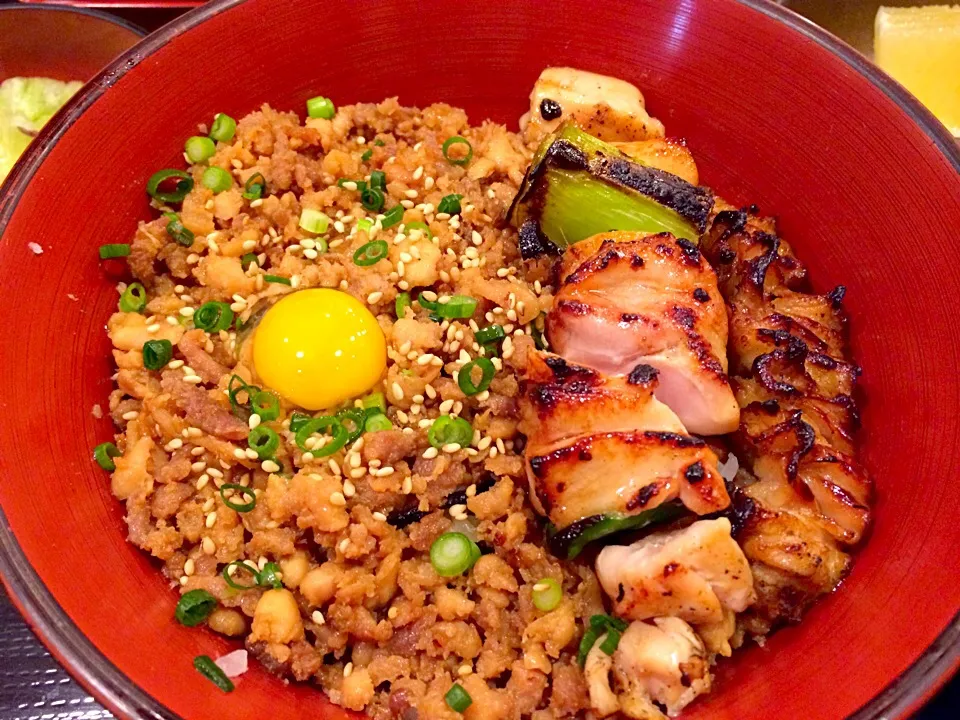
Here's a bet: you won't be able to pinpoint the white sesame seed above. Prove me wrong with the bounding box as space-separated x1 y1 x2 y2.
202 537 216 555
191 460 206 472
343 478 357 497
312 610 326 625
205 512 217 529
245 447 260 460
442 443 462 453
339 538 350 554
190 446 205 457
330 491 346 506
373 511 387 522
416 353 436 366
466 484 477 498
342 181 358 191
121 410 139 421
404 189 418 199
179 576 188 586
458 665 472 677
179 307 195 317
367 291 383 304
182 374 203 384
196 475 209 491
328 459 341 475
439 399 454 414
248 414 262 430
165 438 184 451
343 662 354 678
392 382 404 400
349 467 366 479
261 459 280 473
401 477 413 494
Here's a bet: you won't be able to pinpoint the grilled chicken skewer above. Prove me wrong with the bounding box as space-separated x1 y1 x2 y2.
700 206 874 633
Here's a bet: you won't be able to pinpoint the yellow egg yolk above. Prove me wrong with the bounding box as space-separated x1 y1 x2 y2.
252 289 386 411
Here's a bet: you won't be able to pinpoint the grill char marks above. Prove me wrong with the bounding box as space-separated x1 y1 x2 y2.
700 205 873 635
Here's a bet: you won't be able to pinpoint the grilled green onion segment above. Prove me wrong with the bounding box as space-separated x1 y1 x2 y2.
508 123 714 251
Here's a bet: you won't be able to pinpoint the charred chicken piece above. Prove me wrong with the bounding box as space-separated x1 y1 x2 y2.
520 352 730 537
549 231 740 436
520 66 665 143
701 206 874 632
595 518 755 626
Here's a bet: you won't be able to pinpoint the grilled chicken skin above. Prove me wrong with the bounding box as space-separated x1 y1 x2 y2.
700 206 873 633
520 352 730 529
585 618 711 719
549 231 740 436
595 518 755 625
520 66 666 143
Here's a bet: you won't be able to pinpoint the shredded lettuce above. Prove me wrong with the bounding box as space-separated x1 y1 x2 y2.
0 77 82 183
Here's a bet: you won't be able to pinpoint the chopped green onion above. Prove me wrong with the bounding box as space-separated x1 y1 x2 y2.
264 274 291 285
577 615 628 666
457 357 495 396
442 136 473 166
243 172 266 200
248 426 280 459
99 244 130 259
146 168 194 204
193 301 234 332
222 560 259 590
435 294 477 319
361 149 372 162
142 339 173 370
175 589 217 627
93 442 120 471
164 212 195 247
475 324 505 345
364 413 392 432
591 614 629 632
369 170 386 190
289 411 312 433
314 237 329 253
299 207 330 234
577 628 600 666
257 562 283 589
209 113 237 143
119 282 147 313
295 416 349 456
416 292 439 312
194 655 235 693
430 532 481 577
437 193 462 215
184 136 216 164
445 684 472 713
336 408 367 443
356 218 374 234
362 392 386 413
220 483 257 512
201 166 233 194
306 96 335 119
599 628 622 655
532 578 562 612
353 240 389 266
404 220 432 238
374 138 385 147
381 205 404 229
395 292 411 319
251 389 280 421
240 252 258 271
227 374 258 417
360 186 385 212
428 415 473 449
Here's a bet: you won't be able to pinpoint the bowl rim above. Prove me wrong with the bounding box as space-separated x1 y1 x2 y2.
0 2 147 38
0 0 958 718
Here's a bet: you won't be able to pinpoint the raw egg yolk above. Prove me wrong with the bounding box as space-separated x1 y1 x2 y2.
253 289 386 410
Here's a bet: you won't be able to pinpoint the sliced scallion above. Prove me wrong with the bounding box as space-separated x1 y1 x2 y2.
146 168 194 204
257 561 283 589
220 483 257 512
353 240 389 266
445 684 472 712
175 589 216 627
428 415 473 449
404 220 432 238
457 357 495 396
222 560 259 590
295 416 349 456
193 301 234 332
336 408 366 443
532 578 562 612
248 426 279 459
299 207 330 235
164 212 195 247
437 193 462 215
142 339 173 370
194 655 235 693
364 413 392 432
251 389 280 421
306 96 335 119
119 282 147 313
360 186 385 212
184 136 216 164
242 172 266 200
289 411 312 433
369 170 386 190
430 532 481 577
475 324 505 345
395 292 411 319
442 136 473 166
264 274 291 285
435 294 477 320
209 113 237 143
99 243 130 259
201 166 232 194
93 442 120 471
381 204 404 229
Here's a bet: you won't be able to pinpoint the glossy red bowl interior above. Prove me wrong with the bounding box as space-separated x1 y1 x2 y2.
0 5 143 82
1 1 959 719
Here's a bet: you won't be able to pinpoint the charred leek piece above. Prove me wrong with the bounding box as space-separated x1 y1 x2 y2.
549 502 686 559
509 123 713 254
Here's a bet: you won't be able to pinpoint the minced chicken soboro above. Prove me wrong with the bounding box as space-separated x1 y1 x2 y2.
104 99 604 718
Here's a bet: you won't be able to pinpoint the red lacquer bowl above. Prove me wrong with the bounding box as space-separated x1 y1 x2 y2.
1 1 958 719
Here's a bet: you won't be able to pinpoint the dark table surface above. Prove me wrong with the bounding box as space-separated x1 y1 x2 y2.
0 2 957 719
